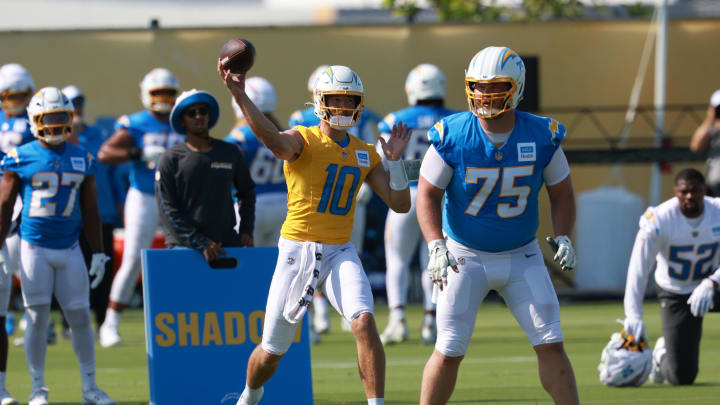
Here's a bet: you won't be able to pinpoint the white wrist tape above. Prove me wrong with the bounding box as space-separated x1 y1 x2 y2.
385 159 408 191
710 268 720 285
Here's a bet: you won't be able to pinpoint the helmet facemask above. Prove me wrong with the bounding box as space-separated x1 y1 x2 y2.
465 78 517 119
147 88 178 114
315 91 363 130
33 110 73 145
0 89 32 115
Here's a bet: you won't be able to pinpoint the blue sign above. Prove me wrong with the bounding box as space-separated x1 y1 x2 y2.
142 247 314 405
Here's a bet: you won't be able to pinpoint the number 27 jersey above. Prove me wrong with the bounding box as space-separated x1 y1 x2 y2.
281 125 381 244
428 111 565 252
1 142 95 249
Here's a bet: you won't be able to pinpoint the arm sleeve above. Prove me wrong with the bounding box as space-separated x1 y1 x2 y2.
419 145 453 189
233 148 256 236
623 211 662 320
542 147 570 186
155 154 212 250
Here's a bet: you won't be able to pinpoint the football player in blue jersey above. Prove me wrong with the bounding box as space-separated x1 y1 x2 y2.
227 76 287 246
96 68 184 348
378 64 456 346
288 65 382 335
0 87 114 405
62 85 121 335
416 47 579 405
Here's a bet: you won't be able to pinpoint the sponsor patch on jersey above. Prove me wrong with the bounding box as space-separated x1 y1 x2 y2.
211 162 233 170
355 150 370 167
70 157 86 172
517 142 536 162
712 226 720 236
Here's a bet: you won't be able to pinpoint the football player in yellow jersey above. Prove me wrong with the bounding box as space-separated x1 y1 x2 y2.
220 63 411 405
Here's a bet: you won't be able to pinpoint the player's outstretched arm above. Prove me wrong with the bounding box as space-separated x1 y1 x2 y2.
366 122 411 213
98 128 137 164
0 171 20 246
218 61 304 162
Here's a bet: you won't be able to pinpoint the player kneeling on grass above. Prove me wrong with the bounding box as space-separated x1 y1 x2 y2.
220 62 411 405
0 87 114 405
417 47 579 405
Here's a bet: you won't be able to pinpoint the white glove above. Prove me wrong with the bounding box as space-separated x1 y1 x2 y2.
687 278 716 317
546 235 576 271
355 182 373 205
427 239 458 291
89 253 110 289
623 317 648 342
141 145 166 163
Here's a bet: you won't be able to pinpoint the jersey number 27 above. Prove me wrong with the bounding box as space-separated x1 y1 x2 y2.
29 172 83 217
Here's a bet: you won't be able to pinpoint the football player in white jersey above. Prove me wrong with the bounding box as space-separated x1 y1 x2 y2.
0 87 114 405
623 168 720 385
417 47 579 405
97 68 184 348
378 64 456 346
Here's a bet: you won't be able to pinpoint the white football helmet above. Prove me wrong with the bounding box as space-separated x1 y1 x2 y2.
598 331 652 387
405 63 446 106
140 68 179 113
232 76 278 119
313 65 364 130
465 46 525 119
0 63 35 115
307 64 330 93
27 87 74 145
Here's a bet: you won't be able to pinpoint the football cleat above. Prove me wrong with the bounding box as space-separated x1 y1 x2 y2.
28 387 49 405
82 387 115 405
421 319 437 345
650 336 666 384
99 324 122 348
0 388 19 405
380 319 408 345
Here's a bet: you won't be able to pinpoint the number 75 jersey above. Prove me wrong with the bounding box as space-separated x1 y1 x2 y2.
428 111 565 252
1 141 95 249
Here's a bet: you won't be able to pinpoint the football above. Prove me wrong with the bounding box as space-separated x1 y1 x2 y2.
219 38 255 74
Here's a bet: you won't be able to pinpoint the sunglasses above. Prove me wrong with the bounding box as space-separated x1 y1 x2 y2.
184 107 209 117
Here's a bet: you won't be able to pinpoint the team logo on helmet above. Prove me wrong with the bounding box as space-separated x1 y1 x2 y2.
312 65 364 130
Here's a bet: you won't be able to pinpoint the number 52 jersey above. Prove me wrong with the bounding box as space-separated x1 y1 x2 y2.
1 141 95 249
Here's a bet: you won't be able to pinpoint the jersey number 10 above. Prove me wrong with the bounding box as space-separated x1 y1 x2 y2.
317 164 360 216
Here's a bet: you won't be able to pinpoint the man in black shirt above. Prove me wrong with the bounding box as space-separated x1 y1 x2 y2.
156 89 255 262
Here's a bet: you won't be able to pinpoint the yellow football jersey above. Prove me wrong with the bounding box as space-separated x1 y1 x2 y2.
281 125 382 244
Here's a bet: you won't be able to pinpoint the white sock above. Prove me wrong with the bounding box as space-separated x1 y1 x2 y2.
25 305 50 390
424 314 435 325
314 296 329 316
0 371 5 390
65 308 96 391
243 384 263 402
104 308 121 329
368 398 384 405
390 308 405 322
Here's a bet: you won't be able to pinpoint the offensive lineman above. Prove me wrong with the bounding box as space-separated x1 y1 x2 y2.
0 87 114 405
97 68 184 347
226 77 287 246
378 64 456 346
417 47 579 405
222 63 411 405
623 168 720 385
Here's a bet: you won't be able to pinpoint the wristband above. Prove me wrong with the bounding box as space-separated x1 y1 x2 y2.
710 268 720 286
385 159 408 191
128 146 142 160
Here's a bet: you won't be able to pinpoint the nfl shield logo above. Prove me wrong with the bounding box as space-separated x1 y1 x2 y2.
54 161 61 169
494 151 503 161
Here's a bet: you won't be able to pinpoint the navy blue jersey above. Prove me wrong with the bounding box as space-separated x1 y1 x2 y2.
114 110 184 194
1 141 96 249
225 125 286 195
428 111 565 252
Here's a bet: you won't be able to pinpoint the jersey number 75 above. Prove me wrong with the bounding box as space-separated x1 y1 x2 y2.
464 165 534 218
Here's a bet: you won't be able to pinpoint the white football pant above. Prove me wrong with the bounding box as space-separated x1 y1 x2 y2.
261 237 374 355
250 193 288 247
384 186 433 311
109 188 159 304
435 238 564 357
350 204 367 254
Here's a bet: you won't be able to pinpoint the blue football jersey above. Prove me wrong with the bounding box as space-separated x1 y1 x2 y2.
0 111 34 159
225 125 286 195
114 110 184 194
428 111 566 252
379 105 456 185
77 124 120 224
1 141 96 249
288 106 381 145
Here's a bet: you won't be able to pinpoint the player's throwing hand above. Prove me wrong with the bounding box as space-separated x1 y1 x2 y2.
218 58 246 95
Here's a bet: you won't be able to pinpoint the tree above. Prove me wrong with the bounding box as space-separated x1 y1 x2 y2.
382 0 585 22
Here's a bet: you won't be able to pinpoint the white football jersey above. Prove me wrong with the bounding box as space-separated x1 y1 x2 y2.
625 196 720 319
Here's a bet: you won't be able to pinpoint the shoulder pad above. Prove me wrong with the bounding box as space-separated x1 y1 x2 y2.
546 117 566 145
427 119 446 144
116 115 130 129
638 208 660 237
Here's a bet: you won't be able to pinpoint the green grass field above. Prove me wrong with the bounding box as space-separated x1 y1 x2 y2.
4 301 719 404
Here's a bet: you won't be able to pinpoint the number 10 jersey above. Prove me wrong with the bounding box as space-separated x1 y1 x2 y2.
281 125 381 245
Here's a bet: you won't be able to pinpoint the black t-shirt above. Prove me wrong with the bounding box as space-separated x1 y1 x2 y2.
155 139 255 249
